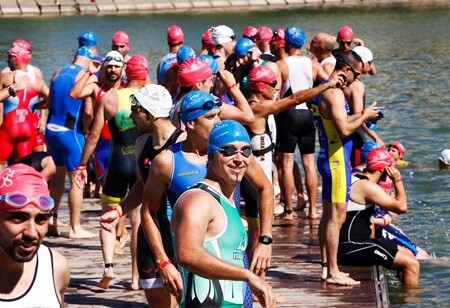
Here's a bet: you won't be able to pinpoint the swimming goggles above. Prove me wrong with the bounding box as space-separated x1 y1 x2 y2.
183 99 222 114
104 55 124 63
0 192 54 211
218 146 252 158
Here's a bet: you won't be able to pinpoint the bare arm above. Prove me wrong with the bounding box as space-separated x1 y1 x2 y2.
51 248 70 306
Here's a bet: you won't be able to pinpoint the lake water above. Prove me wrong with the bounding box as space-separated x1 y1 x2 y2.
0 6 448 306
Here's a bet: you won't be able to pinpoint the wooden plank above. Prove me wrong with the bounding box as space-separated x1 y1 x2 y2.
94 0 118 12
267 0 288 5
211 0 231 7
152 0 174 10
229 0 250 6
113 0 136 11
0 0 22 15
18 0 41 14
36 0 60 14
57 0 79 14
173 0 193 9
133 0 155 10
191 0 212 8
75 0 99 12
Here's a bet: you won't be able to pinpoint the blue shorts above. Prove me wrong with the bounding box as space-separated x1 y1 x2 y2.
46 128 85 172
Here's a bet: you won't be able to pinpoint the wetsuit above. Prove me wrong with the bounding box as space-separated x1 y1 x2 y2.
0 245 60 307
100 88 140 204
46 63 85 172
158 52 177 85
311 85 353 203
174 182 248 308
338 174 398 268
0 65 40 161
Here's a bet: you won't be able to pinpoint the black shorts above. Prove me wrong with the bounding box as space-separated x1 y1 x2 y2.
338 237 399 269
102 152 136 200
274 108 316 154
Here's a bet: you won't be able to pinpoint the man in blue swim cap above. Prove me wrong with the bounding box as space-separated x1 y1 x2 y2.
77 30 98 56
171 120 276 308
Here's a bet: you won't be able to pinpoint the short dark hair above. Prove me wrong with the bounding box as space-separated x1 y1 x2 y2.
335 50 362 71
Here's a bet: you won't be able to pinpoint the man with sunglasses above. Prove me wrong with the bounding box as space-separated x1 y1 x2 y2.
0 164 70 307
311 50 382 286
75 55 149 290
171 120 275 308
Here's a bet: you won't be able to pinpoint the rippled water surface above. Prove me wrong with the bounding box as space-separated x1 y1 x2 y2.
0 6 448 305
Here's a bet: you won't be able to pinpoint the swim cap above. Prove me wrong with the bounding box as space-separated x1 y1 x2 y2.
337 25 354 41
8 45 32 64
125 55 149 81
360 141 378 164
256 26 273 43
202 28 215 49
12 39 32 53
439 149 450 165
208 120 250 156
235 37 255 57
133 84 172 118
272 28 286 48
167 25 184 45
112 30 129 46
242 26 257 41
389 141 405 156
77 30 98 47
104 50 124 67
366 148 395 172
352 46 373 63
248 66 277 92
179 90 220 124
212 25 235 45
75 46 94 60
0 164 52 212
178 57 213 88
198 54 219 74
285 26 306 49
176 45 196 65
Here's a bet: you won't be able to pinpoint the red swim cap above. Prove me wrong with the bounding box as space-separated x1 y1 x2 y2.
337 25 354 40
178 58 213 87
242 26 258 41
256 26 273 43
125 55 149 81
112 30 129 46
366 148 395 172
202 28 215 52
389 141 405 156
248 66 277 92
0 164 51 212
167 25 184 45
12 39 32 53
272 28 285 48
8 45 32 64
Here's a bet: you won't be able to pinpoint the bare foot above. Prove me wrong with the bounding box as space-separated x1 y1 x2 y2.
98 269 115 289
326 273 360 286
47 224 60 237
114 241 124 255
294 192 309 211
276 211 294 221
308 212 320 220
321 266 349 281
128 281 140 291
120 232 131 249
68 228 98 239
274 203 285 215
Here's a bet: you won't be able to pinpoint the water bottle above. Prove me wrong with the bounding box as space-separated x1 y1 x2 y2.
366 109 385 131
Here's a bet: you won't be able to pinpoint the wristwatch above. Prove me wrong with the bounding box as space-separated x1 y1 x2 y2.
258 235 273 245
6 85 16 97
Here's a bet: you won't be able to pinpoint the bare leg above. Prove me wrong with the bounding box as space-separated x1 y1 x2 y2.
293 161 308 212
301 154 319 219
144 288 178 308
98 202 117 289
129 205 141 291
114 215 127 255
277 152 295 221
48 166 66 236
391 246 420 286
318 200 329 281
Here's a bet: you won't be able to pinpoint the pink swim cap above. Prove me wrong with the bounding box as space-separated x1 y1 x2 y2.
337 25 354 40
202 28 215 52
12 39 32 53
8 45 32 64
167 25 184 45
0 164 51 212
126 55 149 81
272 28 285 48
366 148 395 172
248 66 277 92
256 26 273 43
178 58 213 87
389 141 405 156
242 26 258 41
112 30 129 46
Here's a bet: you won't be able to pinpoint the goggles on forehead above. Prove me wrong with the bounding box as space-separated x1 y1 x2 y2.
0 192 54 212
183 99 222 114
104 55 124 63
218 146 252 158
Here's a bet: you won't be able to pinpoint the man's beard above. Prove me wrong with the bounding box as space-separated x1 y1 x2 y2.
1 237 41 263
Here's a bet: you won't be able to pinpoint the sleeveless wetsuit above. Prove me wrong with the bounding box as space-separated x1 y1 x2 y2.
100 88 140 204
46 63 85 171
0 66 40 161
0 245 60 307
338 174 398 268
311 84 353 203
174 182 248 308
158 52 177 85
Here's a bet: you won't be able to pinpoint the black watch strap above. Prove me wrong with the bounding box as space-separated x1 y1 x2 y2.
258 235 273 245
6 85 16 97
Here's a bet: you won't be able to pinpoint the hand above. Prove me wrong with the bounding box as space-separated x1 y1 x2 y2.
248 272 275 308
364 101 383 120
217 69 237 89
99 209 121 232
385 166 402 183
250 242 272 277
13 72 31 91
74 168 88 189
88 60 102 75
36 116 47 134
160 263 183 297
329 73 345 88
353 38 364 47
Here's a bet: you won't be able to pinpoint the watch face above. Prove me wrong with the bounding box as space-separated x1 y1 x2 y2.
259 235 273 244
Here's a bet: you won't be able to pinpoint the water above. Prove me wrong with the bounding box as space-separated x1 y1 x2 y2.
1 6 449 306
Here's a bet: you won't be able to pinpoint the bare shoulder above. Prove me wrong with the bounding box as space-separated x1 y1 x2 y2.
50 248 70 273
150 148 174 176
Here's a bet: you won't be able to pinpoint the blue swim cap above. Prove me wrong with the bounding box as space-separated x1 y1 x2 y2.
235 37 255 57
197 54 219 74
208 120 250 156
179 90 221 124
176 45 196 65
77 30 98 47
285 26 306 49
75 46 94 60
361 141 378 164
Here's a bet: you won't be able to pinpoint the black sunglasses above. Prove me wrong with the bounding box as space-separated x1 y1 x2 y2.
182 99 222 114
218 146 252 158
337 57 361 79
230 34 237 40
339 40 352 46
104 55 124 63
